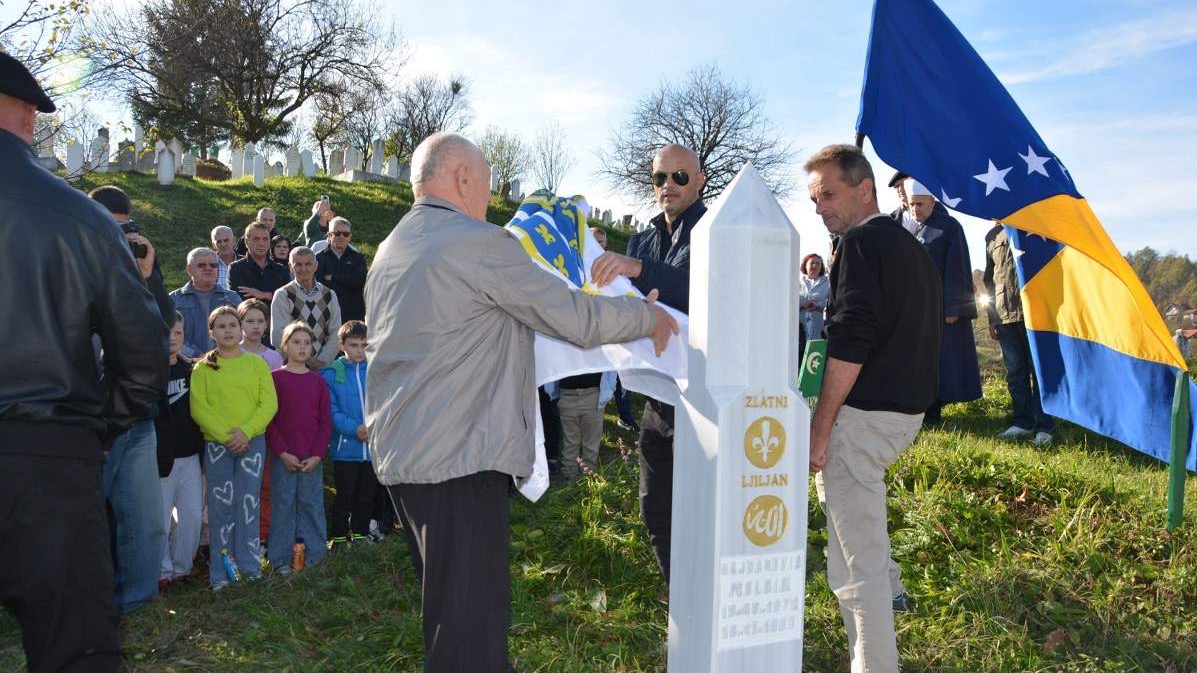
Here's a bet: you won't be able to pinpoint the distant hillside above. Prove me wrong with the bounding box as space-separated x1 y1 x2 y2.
69 172 523 288
1126 247 1197 311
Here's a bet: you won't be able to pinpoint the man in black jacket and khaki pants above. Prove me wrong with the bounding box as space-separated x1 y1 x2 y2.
805 144 941 673
0 52 168 673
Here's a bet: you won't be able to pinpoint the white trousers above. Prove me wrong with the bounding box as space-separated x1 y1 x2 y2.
159 454 203 580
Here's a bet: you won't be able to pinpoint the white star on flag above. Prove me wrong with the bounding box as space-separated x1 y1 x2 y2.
940 189 961 208
1019 146 1051 177
973 159 1012 196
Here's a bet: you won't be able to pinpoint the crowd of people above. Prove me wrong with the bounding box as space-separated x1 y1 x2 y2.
2 47 1056 673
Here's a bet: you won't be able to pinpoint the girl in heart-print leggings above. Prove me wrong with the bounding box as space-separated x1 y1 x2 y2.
190 306 279 589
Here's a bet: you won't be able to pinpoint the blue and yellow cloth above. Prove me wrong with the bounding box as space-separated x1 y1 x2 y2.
856 0 1195 468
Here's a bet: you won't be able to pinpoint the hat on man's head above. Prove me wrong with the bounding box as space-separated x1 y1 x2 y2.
888 171 909 188
0 51 56 113
903 178 933 198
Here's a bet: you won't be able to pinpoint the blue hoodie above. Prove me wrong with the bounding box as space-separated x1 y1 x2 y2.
320 357 370 462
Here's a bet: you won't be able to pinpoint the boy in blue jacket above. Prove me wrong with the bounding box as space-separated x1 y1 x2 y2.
321 321 377 549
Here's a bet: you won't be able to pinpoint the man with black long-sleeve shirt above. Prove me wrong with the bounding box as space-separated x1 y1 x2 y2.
804 144 940 673
591 143 706 582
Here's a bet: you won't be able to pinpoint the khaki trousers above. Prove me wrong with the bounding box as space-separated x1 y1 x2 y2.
557 387 603 479
815 405 922 673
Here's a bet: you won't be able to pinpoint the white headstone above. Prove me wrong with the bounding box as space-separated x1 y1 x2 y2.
329 149 344 176
155 141 175 186
369 139 384 174
65 139 84 178
285 146 302 176
133 125 144 157
230 147 245 179
344 146 361 173
89 129 109 173
490 170 500 193
35 117 56 158
300 150 316 178
180 151 197 177
399 163 410 182
602 210 612 224
509 179 521 203
667 165 808 672
243 143 258 179
253 153 265 187
385 155 399 179
168 138 184 170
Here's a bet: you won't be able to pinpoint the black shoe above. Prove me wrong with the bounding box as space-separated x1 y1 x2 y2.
617 420 640 433
893 593 914 613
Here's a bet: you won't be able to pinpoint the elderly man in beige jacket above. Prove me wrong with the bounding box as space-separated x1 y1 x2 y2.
365 132 677 673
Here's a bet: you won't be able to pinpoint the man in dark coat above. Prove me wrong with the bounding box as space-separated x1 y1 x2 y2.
590 142 706 582
315 216 368 322
0 51 168 672
905 179 982 425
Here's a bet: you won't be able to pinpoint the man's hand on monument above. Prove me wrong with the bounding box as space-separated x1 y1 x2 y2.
591 252 643 287
644 290 679 356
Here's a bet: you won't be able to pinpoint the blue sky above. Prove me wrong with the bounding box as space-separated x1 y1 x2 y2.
393 0 1197 268
8 0 1195 268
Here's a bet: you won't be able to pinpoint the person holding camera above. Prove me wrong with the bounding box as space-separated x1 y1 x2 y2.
89 185 173 328
301 196 335 252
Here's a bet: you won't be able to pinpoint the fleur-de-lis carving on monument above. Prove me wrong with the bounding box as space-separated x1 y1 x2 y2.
743 416 786 469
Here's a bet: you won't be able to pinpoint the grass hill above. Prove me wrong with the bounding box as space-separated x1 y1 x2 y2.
1 173 1195 671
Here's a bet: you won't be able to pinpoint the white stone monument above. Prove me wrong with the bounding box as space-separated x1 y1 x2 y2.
180 151 197 177
89 128 109 173
399 162 410 182
65 139 84 178
243 143 258 179
667 165 808 672
385 155 399 179
301 150 316 177
133 125 144 157
509 179 521 202
253 153 265 187
344 146 361 173
329 149 344 176
230 146 245 179
285 146 302 176
168 138 184 170
490 170 499 193
369 139 384 174
155 141 175 186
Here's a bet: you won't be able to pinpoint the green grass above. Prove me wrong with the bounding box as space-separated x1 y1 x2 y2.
3 175 1196 670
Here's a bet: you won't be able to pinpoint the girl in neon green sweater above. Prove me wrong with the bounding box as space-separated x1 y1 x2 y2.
191 306 277 588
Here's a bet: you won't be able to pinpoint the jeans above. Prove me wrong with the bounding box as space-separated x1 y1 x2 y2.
203 436 265 585
102 419 165 612
613 377 636 426
159 454 203 580
995 322 1055 433
638 400 674 582
267 455 328 569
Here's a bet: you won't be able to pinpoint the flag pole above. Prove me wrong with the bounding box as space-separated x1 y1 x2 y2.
1168 369 1190 530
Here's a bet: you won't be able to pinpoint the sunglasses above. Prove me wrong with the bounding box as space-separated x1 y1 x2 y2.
193 262 219 269
652 170 690 188
330 231 352 238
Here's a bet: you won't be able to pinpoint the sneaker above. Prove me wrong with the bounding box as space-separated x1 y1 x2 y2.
368 519 381 536
617 420 640 433
211 581 229 592
1032 431 1053 446
329 539 349 553
366 531 386 545
996 425 1033 439
893 593 914 613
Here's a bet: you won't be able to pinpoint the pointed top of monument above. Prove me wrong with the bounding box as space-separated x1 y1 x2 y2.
696 163 795 233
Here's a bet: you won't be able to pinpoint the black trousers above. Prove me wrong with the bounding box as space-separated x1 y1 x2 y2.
538 386 562 463
391 471 512 673
0 421 121 673
638 401 675 583
330 460 379 539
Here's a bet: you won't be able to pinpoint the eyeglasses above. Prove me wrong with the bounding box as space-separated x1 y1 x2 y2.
331 231 352 238
193 262 219 269
651 170 690 188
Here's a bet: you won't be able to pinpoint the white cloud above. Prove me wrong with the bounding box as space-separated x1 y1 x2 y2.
1004 8 1197 84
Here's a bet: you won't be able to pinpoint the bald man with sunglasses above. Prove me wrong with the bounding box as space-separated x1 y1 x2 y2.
591 143 706 582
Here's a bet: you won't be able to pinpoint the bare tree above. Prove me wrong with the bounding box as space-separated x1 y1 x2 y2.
478 126 528 196
346 86 390 170
1 0 92 82
597 63 794 203
384 74 470 162
85 0 403 145
530 120 574 193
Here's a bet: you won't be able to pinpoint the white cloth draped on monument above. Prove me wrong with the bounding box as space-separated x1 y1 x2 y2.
504 191 688 501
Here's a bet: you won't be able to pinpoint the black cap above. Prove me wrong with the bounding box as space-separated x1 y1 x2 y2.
887 171 908 188
88 185 131 216
0 51 56 113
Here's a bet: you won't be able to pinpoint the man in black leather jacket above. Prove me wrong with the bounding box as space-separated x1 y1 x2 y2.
0 52 168 673
591 143 706 582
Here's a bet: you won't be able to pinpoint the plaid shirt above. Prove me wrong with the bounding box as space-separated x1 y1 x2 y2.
216 257 231 290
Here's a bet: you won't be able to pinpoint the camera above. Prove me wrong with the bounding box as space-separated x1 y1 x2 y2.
120 221 149 259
